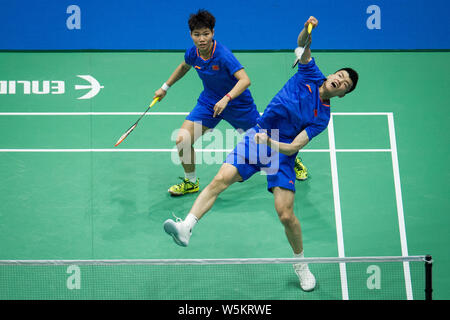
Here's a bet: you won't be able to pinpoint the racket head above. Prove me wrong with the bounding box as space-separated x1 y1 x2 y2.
114 124 137 147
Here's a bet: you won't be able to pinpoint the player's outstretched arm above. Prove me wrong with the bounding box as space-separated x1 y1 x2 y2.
297 16 318 65
154 61 192 101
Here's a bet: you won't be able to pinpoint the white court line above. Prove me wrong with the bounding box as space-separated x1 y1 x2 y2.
332 112 392 116
0 149 225 153
327 114 349 300
0 148 391 153
0 112 390 116
0 112 190 116
387 113 413 300
336 149 391 152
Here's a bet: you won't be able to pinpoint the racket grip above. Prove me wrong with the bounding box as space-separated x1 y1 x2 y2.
150 97 160 107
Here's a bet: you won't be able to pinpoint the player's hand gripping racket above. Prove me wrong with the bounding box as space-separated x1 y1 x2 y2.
292 23 313 68
114 97 160 147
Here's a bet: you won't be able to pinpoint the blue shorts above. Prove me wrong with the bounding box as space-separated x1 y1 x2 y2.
186 100 260 131
225 126 298 193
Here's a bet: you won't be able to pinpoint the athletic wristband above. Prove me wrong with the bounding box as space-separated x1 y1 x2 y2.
295 47 304 59
161 82 170 91
225 93 232 101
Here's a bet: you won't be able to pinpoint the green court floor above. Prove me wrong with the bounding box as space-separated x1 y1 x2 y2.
0 51 448 299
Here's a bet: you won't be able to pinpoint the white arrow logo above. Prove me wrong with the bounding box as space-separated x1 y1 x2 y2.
75 75 104 99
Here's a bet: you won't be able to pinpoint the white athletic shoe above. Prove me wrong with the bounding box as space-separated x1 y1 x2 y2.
293 263 316 291
163 217 191 247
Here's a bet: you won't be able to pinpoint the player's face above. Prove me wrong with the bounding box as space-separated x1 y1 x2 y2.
324 70 353 98
191 27 214 52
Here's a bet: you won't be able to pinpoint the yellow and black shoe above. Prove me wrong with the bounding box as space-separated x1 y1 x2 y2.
168 177 200 196
294 157 308 181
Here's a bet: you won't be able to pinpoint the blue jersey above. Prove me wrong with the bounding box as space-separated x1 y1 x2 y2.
184 40 254 107
257 58 330 142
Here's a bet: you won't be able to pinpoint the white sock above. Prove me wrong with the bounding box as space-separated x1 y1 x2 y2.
185 171 197 183
184 213 198 230
294 251 304 258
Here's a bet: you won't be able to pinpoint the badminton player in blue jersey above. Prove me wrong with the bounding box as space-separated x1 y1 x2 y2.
154 9 260 196
154 9 307 196
163 16 359 291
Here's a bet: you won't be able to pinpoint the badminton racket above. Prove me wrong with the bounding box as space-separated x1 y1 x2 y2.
292 23 313 68
114 97 160 147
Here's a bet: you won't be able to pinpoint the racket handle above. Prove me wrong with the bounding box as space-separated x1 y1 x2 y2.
150 97 160 108
292 23 313 68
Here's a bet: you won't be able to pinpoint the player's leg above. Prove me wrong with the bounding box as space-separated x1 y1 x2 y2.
273 187 303 253
164 125 261 247
169 100 222 196
163 163 243 246
191 163 243 219
168 119 212 196
272 187 316 291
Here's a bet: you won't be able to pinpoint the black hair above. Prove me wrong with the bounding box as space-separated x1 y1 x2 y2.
336 67 359 94
188 9 216 32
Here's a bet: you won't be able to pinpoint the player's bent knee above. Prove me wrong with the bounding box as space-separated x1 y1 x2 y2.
275 202 293 217
220 163 243 184
209 168 238 193
277 211 296 227
176 133 194 148
210 173 229 192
